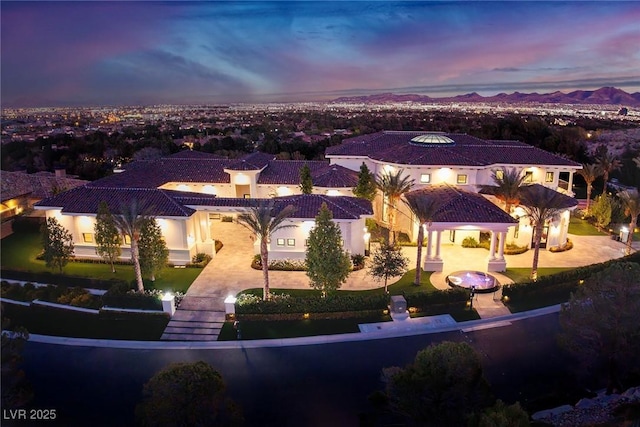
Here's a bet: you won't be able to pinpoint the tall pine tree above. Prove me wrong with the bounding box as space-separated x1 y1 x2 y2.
353 162 377 201
299 164 313 194
94 201 122 273
305 203 351 296
138 218 169 282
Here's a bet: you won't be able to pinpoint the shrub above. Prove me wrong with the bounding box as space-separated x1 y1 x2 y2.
102 281 163 310
549 239 573 253
462 237 479 248
215 240 224 253
351 254 366 270
0 270 130 291
186 253 213 268
236 293 388 315
504 243 528 255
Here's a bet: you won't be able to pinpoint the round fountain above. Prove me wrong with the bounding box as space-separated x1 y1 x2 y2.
446 271 500 293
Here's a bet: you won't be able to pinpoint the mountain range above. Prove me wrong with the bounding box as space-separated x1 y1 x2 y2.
331 87 640 107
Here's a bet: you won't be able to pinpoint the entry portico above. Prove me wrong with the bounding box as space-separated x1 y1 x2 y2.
404 186 518 272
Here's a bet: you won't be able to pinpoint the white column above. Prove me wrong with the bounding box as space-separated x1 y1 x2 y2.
434 230 442 260
425 230 433 260
497 231 506 260
567 171 574 193
489 231 497 260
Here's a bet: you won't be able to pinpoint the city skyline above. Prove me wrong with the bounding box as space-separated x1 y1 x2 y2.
2 1 639 107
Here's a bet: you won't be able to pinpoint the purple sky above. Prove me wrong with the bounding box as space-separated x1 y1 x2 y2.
2 1 639 107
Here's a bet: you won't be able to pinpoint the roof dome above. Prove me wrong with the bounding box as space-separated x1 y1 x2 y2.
410 134 455 145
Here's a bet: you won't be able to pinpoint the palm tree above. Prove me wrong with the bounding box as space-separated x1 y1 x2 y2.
403 192 443 286
481 167 526 214
376 169 414 244
237 201 296 301
519 185 574 281
113 199 152 293
577 163 602 214
617 190 640 255
596 149 622 194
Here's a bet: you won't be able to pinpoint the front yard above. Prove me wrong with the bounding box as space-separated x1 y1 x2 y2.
0 231 202 293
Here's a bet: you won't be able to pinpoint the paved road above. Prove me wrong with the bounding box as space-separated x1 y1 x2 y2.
19 313 576 427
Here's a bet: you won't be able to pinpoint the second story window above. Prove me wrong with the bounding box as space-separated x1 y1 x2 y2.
420 173 431 184
545 172 554 182
457 174 468 184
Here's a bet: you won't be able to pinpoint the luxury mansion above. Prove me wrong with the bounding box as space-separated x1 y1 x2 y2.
36 131 581 272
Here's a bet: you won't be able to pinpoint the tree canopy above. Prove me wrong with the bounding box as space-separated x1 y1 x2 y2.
237 201 296 300
135 361 243 427
94 201 121 273
382 341 493 426
305 203 351 296
369 243 408 293
559 262 640 394
138 218 169 282
299 164 313 194
41 217 74 273
353 162 377 201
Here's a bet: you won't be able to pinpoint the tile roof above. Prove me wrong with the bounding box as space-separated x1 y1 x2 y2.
225 151 275 170
312 165 359 188
1 171 88 202
326 131 581 168
404 186 518 224
518 184 579 210
257 160 357 187
35 186 196 217
273 194 373 220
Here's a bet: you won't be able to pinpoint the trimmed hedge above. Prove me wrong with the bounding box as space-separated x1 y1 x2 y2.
502 251 640 303
237 309 385 321
236 293 388 315
0 269 129 291
102 281 163 311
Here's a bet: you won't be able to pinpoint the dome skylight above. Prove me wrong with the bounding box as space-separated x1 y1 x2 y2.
410 134 455 145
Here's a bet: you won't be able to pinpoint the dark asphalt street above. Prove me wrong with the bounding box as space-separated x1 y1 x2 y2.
17 313 576 427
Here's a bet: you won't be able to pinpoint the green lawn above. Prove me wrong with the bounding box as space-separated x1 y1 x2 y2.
503 267 575 284
1 231 201 292
568 216 608 236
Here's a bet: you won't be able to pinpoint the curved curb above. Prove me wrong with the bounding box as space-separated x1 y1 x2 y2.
26 305 562 350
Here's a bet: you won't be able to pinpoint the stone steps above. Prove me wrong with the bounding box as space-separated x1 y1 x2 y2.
160 295 227 341
161 333 221 341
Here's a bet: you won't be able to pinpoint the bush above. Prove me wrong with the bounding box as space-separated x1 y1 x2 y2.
235 293 388 315
251 255 307 271
502 252 640 304
351 254 366 270
504 243 528 255
215 240 224 253
186 253 212 268
462 237 479 248
549 239 573 253
102 281 163 310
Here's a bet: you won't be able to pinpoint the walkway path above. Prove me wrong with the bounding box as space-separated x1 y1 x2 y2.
163 223 631 340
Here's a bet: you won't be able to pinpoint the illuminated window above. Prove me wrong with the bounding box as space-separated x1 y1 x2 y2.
545 172 554 182
123 235 131 245
276 238 285 246
495 170 504 180
287 239 295 247
456 174 468 184
420 174 431 184
82 233 93 243
524 171 533 183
